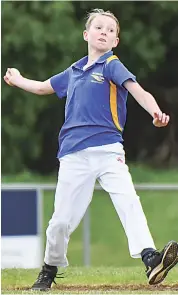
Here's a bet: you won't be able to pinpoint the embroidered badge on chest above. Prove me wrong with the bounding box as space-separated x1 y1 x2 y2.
91 72 105 83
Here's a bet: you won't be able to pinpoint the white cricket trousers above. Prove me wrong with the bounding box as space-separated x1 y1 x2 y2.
44 142 155 267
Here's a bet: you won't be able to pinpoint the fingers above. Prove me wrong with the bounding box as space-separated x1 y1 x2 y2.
163 113 170 125
4 75 9 83
4 68 14 86
5 68 11 80
4 75 13 86
161 113 168 124
165 114 170 124
4 68 20 86
8 68 14 75
153 112 170 127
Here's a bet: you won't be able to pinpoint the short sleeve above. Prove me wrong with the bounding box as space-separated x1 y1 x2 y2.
50 67 71 99
106 59 136 87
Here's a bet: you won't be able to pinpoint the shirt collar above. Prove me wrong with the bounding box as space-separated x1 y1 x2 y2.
97 50 113 63
72 50 113 70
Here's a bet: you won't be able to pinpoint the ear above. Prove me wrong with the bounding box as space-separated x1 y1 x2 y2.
83 30 88 42
113 37 119 48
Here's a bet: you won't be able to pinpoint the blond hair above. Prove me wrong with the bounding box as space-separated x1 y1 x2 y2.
85 8 120 36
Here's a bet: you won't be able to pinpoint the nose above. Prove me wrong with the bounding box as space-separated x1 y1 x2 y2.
100 27 107 35
101 31 107 36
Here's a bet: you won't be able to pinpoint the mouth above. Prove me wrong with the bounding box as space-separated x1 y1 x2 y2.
98 38 106 43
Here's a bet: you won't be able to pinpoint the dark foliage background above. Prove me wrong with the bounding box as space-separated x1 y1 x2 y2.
2 1 178 174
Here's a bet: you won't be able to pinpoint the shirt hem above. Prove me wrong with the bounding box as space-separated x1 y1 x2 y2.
57 139 123 160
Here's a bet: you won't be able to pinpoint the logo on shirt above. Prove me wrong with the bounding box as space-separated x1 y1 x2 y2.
91 72 104 83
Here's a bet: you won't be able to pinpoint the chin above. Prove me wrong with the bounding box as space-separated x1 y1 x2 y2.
96 46 110 52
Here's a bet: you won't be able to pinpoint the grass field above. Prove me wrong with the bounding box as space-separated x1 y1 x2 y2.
2 163 178 184
43 189 178 267
2 266 178 294
2 165 178 293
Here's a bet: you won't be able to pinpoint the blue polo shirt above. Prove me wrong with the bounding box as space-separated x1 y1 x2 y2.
50 51 136 158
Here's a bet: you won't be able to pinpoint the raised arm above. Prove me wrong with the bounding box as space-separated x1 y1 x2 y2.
124 80 170 127
4 68 54 95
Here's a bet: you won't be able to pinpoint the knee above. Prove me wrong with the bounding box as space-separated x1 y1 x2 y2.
47 219 70 235
129 194 141 204
128 194 143 210
58 220 69 233
121 193 141 210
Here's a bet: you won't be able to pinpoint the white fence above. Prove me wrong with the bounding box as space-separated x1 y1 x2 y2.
2 183 178 266
2 183 178 191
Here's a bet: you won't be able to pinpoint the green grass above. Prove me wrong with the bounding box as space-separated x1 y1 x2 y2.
129 164 178 183
1 167 178 294
2 163 178 183
1 170 56 183
2 266 178 294
43 190 178 267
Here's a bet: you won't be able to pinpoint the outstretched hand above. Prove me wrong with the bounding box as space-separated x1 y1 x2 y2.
153 112 170 127
4 68 21 86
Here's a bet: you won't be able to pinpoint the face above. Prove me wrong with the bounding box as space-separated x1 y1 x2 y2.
83 15 119 53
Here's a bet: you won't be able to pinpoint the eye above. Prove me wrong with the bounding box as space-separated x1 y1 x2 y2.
109 29 114 32
96 26 102 30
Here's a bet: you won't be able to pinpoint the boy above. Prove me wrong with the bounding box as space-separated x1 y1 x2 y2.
4 8 178 291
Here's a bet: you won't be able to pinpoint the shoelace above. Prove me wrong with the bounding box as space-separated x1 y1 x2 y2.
149 250 160 257
37 272 52 284
36 271 64 285
56 273 64 278
51 272 65 285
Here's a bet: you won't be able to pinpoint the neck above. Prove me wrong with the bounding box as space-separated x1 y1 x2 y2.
87 47 110 66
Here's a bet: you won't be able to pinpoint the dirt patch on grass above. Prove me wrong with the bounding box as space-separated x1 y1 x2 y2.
55 284 178 291
8 283 178 292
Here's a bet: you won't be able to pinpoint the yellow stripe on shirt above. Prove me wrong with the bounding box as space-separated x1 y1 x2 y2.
109 81 122 132
106 55 122 132
106 55 118 64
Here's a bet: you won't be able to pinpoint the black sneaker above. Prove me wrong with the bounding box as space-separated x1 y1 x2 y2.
31 265 62 291
145 241 178 285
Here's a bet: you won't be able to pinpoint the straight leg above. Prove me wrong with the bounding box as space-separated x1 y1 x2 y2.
97 143 155 258
44 151 96 267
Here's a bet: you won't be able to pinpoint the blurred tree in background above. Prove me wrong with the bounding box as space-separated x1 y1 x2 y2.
2 1 178 174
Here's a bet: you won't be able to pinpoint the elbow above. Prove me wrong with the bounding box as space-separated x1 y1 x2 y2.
38 82 46 95
141 90 152 102
37 81 53 95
